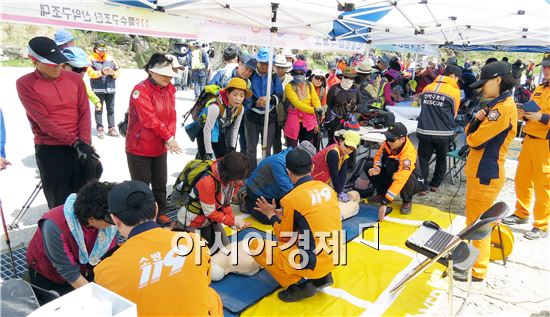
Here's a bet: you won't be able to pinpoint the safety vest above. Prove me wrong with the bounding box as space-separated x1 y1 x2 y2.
370 79 387 110
311 144 348 183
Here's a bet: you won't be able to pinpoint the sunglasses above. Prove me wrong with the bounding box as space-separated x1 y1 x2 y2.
387 137 402 143
293 71 305 76
313 76 325 80
71 66 88 74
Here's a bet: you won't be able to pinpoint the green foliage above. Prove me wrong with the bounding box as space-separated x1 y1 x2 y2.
0 58 33 67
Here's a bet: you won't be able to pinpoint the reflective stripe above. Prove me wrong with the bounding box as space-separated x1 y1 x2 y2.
416 128 455 136
386 190 396 199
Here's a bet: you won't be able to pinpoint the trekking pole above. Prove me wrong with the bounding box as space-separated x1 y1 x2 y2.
10 181 42 230
1 202 17 277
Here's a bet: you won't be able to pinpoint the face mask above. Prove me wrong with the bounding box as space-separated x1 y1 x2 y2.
293 74 306 84
340 78 354 90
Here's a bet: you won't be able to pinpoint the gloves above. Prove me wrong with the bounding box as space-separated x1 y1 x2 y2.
315 106 324 114
73 140 100 161
203 153 213 160
338 192 351 203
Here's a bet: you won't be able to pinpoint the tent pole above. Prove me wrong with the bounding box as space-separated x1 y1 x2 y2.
262 3 278 159
412 53 418 78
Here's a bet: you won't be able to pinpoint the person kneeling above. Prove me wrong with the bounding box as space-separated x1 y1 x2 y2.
26 182 117 304
366 123 423 218
94 181 222 316
253 149 342 302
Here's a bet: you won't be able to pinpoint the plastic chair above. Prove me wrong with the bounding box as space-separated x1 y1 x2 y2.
445 146 469 184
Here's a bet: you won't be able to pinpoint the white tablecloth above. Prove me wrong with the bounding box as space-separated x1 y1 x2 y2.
387 102 422 120
335 117 418 144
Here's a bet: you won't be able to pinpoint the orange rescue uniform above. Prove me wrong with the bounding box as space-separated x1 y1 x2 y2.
251 176 342 288
464 92 517 279
94 223 222 317
513 82 550 231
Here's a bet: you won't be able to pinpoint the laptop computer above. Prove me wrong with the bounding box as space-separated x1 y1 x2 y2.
407 225 456 254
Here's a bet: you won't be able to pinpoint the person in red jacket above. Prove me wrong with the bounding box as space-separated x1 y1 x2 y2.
16 37 97 209
126 53 183 225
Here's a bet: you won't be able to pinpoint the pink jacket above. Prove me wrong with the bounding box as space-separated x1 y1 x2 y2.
283 82 321 140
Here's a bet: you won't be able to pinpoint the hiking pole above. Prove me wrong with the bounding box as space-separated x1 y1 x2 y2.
10 181 42 230
1 202 17 277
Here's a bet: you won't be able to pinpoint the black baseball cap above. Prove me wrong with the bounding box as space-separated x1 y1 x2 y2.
383 122 408 140
286 149 312 175
539 52 550 67
240 54 257 71
445 64 463 78
470 61 511 89
108 180 155 215
28 36 69 65
223 45 240 61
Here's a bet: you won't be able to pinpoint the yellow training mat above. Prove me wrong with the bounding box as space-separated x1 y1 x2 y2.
228 203 461 316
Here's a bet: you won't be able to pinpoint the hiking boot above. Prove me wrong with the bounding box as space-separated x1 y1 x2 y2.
368 195 384 205
97 127 104 139
278 280 317 302
156 214 173 227
453 271 484 282
401 201 412 215
524 228 548 240
107 128 119 137
502 214 529 225
311 273 334 289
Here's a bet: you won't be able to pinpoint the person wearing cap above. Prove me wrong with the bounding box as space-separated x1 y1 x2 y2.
209 44 241 87
374 54 390 73
461 66 477 101
273 54 293 154
416 64 462 194
244 141 316 224
62 46 102 114
246 47 284 168
54 29 75 49
17 36 96 209
326 61 341 91
126 53 183 226
326 66 363 143
416 61 438 93
197 77 251 159
456 61 518 282
282 48 296 64
354 60 374 111
284 60 322 149
309 69 328 107
87 40 120 138
503 52 550 240
190 41 210 99
312 130 360 202
176 152 251 247
252 149 342 302
94 180 223 316
26 182 117 303
366 123 423 216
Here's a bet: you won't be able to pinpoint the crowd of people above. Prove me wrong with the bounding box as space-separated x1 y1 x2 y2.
0 28 548 316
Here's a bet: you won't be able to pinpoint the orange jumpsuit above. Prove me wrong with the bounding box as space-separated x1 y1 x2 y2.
251 176 342 288
464 92 517 279
513 82 550 231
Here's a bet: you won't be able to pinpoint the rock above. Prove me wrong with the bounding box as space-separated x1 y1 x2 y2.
1 45 26 58
115 34 132 46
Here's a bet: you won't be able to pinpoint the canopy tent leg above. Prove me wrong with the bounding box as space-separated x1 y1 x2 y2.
262 3 278 159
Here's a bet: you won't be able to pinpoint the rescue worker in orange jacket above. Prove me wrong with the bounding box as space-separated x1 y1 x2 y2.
455 62 518 282
253 149 342 302
503 52 550 240
417 65 462 194
365 123 423 217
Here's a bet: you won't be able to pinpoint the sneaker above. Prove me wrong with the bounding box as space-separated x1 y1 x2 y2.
502 214 529 225
453 270 484 282
97 127 104 139
311 273 333 289
278 281 317 302
401 201 412 215
107 128 119 137
156 214 173 227
368 195 384 205
524 228 549 240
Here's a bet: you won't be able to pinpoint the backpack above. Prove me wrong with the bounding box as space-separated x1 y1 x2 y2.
170 160 221 212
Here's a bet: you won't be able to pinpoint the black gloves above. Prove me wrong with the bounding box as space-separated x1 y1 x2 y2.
73 140 100 161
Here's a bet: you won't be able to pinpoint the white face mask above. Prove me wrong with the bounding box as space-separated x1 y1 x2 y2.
340 78 354 90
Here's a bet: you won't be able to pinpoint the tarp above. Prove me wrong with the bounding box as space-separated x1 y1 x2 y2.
374 44 439 56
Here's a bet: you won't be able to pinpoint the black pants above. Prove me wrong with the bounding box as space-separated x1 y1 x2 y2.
327 119 343 145
94 93 116 129
29 268 74 305
35 145 97 209
127 152 168 211
286 123 315 148
273 122 283 154
245 115 275 169
197 130 228 159
417 136 451 189
365 161 423 202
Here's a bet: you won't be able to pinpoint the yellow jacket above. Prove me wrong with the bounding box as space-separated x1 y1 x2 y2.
465 93 518 181
524 82 550 139
285 82 321 114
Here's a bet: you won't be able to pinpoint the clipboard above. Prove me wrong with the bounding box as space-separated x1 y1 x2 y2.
521 100 541 113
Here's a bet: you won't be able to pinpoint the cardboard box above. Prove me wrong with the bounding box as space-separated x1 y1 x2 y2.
29 283 136 317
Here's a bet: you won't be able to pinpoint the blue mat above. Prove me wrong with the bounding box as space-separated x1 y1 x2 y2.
214 204 388 316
